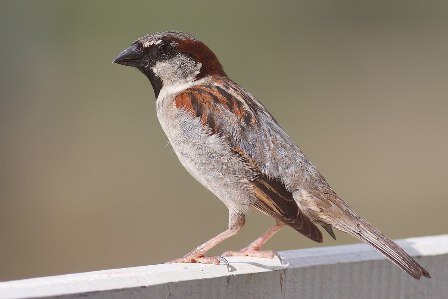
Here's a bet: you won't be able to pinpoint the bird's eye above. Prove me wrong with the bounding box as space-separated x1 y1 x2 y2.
158 43 171 55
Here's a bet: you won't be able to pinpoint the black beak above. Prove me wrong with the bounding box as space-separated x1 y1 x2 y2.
112 44 144 67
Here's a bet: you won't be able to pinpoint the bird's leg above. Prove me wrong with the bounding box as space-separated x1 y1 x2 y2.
222 220 285 258
167 212 245 265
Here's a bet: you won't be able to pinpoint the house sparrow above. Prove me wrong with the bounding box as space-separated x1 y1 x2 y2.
113 31 430 279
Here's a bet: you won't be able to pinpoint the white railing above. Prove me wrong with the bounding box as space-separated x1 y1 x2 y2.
1 234 446 299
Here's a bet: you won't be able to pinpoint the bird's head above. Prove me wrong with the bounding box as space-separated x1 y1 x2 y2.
113 31 226 97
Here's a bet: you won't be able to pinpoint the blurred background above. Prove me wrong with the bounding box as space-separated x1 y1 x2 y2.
0 0 447 281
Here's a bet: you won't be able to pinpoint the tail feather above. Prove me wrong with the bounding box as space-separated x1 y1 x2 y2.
334 216 430 279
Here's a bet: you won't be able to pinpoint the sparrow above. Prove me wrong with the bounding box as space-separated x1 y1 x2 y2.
113 31 430 279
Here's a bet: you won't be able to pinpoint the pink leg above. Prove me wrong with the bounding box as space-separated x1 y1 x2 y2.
222 221 285 258
167 213 245 264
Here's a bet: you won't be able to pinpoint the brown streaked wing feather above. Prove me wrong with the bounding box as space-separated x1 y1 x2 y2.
174 79 322 243
252 174 323 243
174 80 258 134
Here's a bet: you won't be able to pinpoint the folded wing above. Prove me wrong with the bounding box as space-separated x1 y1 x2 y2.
174 77 323 243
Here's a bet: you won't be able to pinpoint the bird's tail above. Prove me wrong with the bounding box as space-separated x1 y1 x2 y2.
332 212 430 279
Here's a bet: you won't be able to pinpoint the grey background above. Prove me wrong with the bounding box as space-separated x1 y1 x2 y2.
0 0 447 281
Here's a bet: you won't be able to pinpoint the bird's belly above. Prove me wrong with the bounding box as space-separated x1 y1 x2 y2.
157 105 255 212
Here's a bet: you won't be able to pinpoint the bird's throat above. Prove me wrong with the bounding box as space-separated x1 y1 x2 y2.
141 68 163 98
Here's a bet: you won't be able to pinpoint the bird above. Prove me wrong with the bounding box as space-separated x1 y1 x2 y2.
113 31 430 279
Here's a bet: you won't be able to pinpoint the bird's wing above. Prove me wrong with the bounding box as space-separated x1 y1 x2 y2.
174 77 323 243
251 174 323 242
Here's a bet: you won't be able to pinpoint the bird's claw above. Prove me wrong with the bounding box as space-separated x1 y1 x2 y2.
166 255 235 271
222 248 288 265
222 248 274 258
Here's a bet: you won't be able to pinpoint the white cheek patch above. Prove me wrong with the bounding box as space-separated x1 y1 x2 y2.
151 55 202 86
154 56 204 105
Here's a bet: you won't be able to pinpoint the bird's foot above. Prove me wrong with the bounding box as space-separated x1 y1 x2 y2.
222 247 287 265
222 247 275 258
166 253 234 270
166 255 220 264
167 254 235 271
